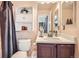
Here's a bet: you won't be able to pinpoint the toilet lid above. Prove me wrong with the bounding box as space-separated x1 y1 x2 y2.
11 51 27 58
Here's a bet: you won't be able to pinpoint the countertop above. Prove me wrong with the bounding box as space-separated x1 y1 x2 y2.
36 36 76 44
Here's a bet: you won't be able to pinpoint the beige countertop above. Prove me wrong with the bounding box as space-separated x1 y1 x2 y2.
36 36 76 44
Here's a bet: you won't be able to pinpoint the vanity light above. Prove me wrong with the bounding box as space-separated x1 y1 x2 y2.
64 1 69 3
41 2 45 4
46 2 50 4
64 1 73 3
51 1 57 4
39 1 57 4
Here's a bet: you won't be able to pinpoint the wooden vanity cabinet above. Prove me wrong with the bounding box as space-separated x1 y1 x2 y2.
37 43 56 58
37 43 75 58
57 44 75 58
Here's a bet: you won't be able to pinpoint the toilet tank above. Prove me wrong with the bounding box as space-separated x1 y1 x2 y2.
18 39 31 51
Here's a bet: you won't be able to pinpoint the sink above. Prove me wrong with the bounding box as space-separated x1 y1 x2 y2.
36 36 75 44
52 38 59 40
42 36 60 41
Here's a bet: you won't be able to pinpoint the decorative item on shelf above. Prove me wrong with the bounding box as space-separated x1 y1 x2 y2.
66 18 73 25
16 7 32 15
70 18 73 24
20 8 29 14
22 26 27 30
66 18 70 24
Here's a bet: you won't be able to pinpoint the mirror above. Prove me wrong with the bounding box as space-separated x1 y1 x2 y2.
38 3 53 34
62 1 76 30
38 2 58 36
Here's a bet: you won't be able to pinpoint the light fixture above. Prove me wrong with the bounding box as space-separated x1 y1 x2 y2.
38 1 57 4
64 1 73 3
46 1 50 4
51 1 57 4
41 2 45 4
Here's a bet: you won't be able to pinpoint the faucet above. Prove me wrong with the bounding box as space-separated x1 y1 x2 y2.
53 30 58 37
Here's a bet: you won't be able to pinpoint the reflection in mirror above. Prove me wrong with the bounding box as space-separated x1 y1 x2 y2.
62 1 74 26
38 16 48 33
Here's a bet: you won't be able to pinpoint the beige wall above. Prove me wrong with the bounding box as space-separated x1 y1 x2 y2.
76 1 79 28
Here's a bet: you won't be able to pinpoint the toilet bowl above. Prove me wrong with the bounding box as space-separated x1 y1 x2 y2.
11 39 31 58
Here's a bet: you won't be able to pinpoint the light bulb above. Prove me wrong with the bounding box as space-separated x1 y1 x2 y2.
41 2 45 4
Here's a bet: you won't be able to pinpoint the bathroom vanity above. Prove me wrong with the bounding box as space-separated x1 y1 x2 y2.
36 36 76 58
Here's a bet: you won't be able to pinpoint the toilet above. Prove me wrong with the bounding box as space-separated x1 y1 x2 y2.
11 39 31 58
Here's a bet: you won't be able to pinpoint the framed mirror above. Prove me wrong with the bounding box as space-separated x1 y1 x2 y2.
38 3 53 34
62 1 76 30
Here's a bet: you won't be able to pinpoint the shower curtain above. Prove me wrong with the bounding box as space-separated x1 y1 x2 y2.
0 1 18 58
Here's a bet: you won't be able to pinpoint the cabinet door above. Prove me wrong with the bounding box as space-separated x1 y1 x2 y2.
37 43 56 58
57 44 75 58
51 44 57 58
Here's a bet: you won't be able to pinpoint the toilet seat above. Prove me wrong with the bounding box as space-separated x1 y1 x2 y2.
11 51 28 58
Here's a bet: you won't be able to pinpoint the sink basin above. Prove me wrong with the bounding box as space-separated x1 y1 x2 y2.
52 38 59 40
43 37 59 40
